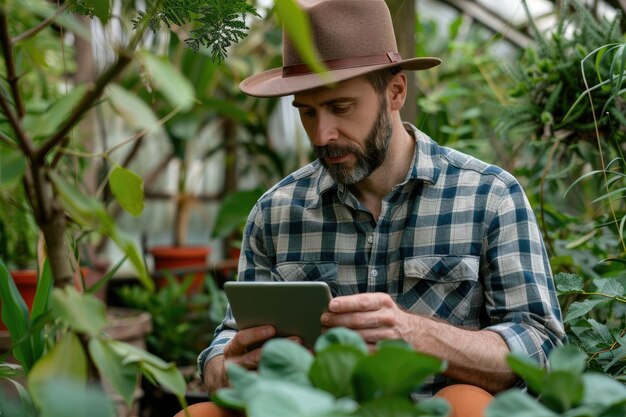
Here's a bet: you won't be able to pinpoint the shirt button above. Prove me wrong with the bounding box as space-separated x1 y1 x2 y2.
370 269 378 277
367 235 374 244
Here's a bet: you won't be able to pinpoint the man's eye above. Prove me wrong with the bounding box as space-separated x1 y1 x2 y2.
300 109 315 118
332 106 350 114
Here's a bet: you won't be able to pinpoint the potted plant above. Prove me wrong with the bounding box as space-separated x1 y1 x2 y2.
116 272 228 415
0 186 40 332
0 0 271 414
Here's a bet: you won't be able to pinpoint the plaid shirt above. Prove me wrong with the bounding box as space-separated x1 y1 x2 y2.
199 124 566 395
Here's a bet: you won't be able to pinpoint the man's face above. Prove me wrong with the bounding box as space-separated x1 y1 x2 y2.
292 76 393 185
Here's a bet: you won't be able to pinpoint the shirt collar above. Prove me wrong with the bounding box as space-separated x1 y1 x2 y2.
404 123 440 185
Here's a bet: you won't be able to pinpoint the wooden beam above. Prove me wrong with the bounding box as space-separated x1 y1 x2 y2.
439 0 533 48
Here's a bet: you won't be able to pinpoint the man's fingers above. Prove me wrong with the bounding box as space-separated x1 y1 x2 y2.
226 325 275 356
328 293 391 313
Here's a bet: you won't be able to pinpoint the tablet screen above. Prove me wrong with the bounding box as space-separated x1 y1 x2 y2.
224 281 333 349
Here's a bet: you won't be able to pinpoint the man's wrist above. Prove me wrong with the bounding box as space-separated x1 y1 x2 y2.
203 355 229 393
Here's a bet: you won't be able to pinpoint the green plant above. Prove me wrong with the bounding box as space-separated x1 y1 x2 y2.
554 272 626 381
0 186 38 270
213 327 450 417
495 1 625 263
0 259 186 416
117 273 227 367
487 344 626 416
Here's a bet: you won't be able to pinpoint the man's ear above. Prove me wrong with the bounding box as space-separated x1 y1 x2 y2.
388 72 408 111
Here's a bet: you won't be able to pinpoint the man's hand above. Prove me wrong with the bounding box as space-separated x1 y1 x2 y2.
321 293 416 350
203 325 276 393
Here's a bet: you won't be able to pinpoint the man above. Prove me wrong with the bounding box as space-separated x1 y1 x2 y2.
195 1 566 416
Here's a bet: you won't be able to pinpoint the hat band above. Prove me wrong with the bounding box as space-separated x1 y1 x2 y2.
282 52 402 77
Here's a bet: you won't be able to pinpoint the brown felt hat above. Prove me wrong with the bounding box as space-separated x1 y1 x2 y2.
240 0 441 98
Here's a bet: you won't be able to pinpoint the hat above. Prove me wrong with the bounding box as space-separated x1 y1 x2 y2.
240 0 441 98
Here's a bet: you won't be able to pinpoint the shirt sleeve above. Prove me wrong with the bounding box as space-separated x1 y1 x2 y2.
481 180 566 367
198 204 273 381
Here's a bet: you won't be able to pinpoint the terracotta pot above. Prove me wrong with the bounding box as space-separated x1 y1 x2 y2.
0 269 37 331
150 246 210 294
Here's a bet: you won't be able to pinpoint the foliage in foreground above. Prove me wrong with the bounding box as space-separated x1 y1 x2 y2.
213 327 450 417
0 259 186 417
487 345 626 417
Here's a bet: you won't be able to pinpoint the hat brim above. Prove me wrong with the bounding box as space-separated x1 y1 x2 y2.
240 57 442 98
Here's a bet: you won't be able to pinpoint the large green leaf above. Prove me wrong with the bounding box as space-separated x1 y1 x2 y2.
108 340 186 397
29 332 87 407
593 278 624 297
106 84 161 134
109 165 145 216
247 379 354 417
88 338 138 407
141 53 195 112
50 172 152 289
352 345 445 402
274 0 328 77
357 397 444 417
565 299 607 322
51 287 107 337
309 345 366 398
581 373 626 408
506 354 545 395
25 85 87 139
259 338 314 386
554 273 584 294
33 378 115 417
548 345 587 374
314 327 368 355
212 363 260 409
486 390 558 417
540 371 584 412
20 0 92 41
0 260 31 366
0 144 26 187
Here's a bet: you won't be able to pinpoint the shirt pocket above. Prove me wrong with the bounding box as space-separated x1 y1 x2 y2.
271 261 340 296
401 255 481 324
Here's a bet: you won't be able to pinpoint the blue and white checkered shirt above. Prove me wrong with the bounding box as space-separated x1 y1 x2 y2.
199 124 566 395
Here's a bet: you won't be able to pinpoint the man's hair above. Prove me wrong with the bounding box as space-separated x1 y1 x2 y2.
365 66 402 94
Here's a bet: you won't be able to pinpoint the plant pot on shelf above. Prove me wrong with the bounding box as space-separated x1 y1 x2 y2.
149 246 210 294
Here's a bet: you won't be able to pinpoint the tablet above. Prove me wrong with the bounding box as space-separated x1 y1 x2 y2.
223 281 333 349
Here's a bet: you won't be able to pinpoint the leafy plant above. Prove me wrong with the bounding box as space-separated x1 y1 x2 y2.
487 344 626 417
0 186 38 270
0 259 186 416
116 273 227 367
495 1 625 265
213 327 450 417
554 272 626 381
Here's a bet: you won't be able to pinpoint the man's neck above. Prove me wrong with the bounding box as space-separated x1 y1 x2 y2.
350 119 415 220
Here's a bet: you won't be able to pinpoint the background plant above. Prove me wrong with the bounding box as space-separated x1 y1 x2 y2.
487 344 626 417
496 0 625 277
117 273 227 368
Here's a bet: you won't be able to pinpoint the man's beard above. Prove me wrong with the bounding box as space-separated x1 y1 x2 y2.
313 100 393 185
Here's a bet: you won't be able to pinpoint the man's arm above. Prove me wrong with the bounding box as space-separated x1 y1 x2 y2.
202 325 277 393
322 293 516 393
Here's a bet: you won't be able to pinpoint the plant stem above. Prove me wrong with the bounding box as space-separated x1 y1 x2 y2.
12 3 70 44
0 11 25 118
36 50 134 162
0 86 36 159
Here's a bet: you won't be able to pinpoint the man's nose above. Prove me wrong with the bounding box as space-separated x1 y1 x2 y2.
311 113 339 147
